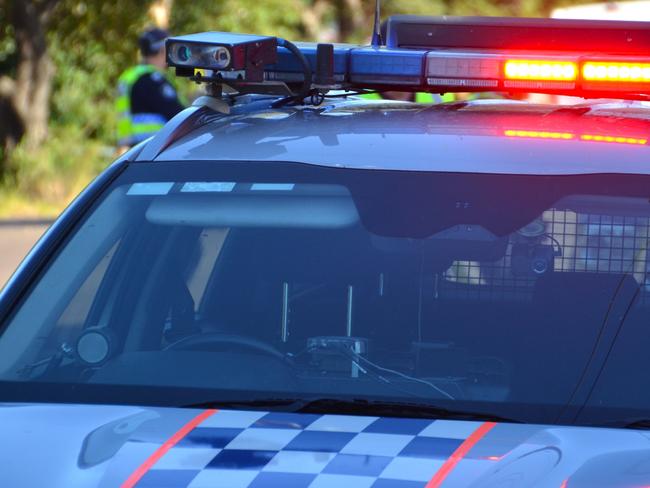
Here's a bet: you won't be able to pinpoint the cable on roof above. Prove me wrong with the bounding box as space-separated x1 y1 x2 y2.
277 38 313 102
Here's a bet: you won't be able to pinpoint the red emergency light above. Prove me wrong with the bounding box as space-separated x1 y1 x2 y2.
412 17 650 99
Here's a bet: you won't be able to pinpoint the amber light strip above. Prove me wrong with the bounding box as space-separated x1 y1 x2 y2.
504 130 647 145
504 129 574 140
581 134 647 145
504 60 577 81
583 62 650 82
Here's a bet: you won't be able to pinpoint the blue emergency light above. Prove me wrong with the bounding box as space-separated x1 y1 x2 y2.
267 43 352 85
165 15 650 101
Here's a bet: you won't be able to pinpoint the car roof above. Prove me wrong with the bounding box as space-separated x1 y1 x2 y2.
151 97 650 175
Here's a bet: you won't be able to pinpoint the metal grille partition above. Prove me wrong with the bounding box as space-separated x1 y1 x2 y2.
441 209 650 303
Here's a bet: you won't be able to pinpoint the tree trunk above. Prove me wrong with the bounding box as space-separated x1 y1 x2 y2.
8 0 58 150
0 77 23 175
335 0 365 41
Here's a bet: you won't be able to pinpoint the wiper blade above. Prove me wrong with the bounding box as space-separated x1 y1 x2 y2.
614 419 650 430
182 398 302 411
182 397 521 423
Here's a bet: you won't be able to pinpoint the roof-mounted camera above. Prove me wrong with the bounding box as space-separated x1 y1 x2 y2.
166 32 277 82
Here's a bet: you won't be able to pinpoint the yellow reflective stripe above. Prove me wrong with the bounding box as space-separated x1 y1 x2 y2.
361 92 450 103
415 92 434 103
116 65 158 114
358 93 383 100
118 64 157 85
117 118 131 130
117 120 133 139
115 97 129 112
117 130 132 140
131 122 165 135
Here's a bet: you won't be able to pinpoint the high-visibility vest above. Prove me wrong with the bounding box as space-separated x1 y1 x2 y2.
116 64 168 146
359 92 384 101
415 92 457 103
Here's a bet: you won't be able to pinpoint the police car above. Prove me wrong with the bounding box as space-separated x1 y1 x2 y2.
3 13 650 488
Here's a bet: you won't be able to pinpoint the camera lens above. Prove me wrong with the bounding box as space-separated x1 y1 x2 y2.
174 44 192 63
532 259 548 274
211 46 231 69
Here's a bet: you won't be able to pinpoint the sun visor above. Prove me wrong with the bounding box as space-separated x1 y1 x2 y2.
145 191 359 229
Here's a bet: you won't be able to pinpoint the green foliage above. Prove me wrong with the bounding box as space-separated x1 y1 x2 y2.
50 1 150 78
3 124 111 206
171 0 303 39
50 41 116 140
47 1 152 141
0 0 606 215
0 3 16 75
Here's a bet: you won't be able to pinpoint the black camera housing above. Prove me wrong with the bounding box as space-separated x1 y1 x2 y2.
511 243 557 277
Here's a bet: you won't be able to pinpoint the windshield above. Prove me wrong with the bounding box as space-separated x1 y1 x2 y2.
1 161 649 426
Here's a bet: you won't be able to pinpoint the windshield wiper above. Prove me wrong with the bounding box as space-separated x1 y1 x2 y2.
610 419 650 430
183 398 301 410
181 397 521 423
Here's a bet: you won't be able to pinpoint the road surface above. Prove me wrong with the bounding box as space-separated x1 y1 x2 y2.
0 220 51 290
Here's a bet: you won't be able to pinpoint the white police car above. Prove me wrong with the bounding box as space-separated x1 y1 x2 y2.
2 13 650 488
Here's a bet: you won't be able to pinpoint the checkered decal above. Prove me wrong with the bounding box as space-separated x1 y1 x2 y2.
135 410 485 488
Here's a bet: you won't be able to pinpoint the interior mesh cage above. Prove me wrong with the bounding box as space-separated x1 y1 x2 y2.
441 208 650 303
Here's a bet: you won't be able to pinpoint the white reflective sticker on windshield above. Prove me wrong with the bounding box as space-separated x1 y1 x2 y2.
127 182 174 195
250 183 295 191
181 182 236 193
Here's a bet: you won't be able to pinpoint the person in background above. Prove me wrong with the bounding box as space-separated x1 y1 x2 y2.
360 91 456 103
116 28 185 150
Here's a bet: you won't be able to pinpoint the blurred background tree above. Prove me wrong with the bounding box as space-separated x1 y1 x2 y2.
0 0 592 216
0 0 59 161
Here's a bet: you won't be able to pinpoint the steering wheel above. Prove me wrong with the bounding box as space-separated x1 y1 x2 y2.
165 332 292 365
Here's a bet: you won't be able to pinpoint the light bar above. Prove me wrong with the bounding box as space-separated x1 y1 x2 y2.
504 60 577 81
169 16 650 101
583 62 650 82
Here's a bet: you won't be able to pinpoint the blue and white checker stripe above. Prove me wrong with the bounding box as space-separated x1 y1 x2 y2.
134 410 487 488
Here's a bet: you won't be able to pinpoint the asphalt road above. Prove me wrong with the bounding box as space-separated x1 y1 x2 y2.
0 221 51 290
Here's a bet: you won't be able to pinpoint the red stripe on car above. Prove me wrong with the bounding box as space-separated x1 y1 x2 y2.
121 409 218 488
426 421 497 488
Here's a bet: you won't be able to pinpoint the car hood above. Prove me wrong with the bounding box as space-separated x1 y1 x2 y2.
3 403 650 488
